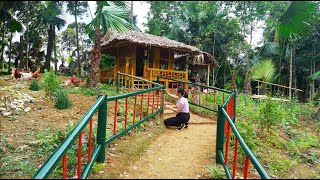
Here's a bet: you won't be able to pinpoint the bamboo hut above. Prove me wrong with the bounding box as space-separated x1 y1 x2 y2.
99 30 217 87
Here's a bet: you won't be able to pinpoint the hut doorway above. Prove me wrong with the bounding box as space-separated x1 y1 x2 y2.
136 46 146 76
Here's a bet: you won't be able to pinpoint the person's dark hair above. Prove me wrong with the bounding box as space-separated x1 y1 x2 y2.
177 86 188 98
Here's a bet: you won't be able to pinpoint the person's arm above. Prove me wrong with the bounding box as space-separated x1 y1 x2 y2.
165 89 179 99
164 103 183 113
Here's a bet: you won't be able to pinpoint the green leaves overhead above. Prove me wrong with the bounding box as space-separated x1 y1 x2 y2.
166 15 188 40
275 1 319 43
86 2 130 39
97 1 129 11
38 1 66 30
251 59 276 83
7 18 23 33
258 42 279 56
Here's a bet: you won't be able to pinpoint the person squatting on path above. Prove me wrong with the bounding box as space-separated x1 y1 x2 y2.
164 87 190 131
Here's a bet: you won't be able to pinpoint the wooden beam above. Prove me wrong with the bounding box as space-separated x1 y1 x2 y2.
252 79 303 92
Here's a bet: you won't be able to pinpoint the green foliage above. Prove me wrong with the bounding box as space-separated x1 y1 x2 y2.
275 1 318 42
86 1 130 40
206 165 224 179
258 97 285 133
288 133 318 154
251 59 276 82
100 54 115 69
309 70 320 81
41 69 61 98
54 89 72 110
29 80 40 91
67 83 117 97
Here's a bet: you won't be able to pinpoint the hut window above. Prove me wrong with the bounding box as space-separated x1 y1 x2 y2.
160 59 169 69
160 48 169 69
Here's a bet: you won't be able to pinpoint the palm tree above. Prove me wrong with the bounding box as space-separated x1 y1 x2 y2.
38 2 66 71
251 59 276 95
86 1 130 87
275 1 318 99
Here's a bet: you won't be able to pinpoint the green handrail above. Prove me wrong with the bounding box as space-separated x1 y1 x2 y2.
221 108 270 179
33 96 106 179
33 73 166 179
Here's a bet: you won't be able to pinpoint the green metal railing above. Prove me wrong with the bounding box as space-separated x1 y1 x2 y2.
33 74 269 179
33 73 165 179
158 76 270 179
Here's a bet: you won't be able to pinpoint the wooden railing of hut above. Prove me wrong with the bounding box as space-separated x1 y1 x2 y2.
100 61 188 88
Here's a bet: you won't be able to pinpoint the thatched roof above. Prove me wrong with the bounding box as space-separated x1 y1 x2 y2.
175 52 218 67
101 30 202 55
100 30 217 66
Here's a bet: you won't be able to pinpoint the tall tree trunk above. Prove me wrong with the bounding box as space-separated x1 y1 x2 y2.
293 44 297 98
212 37 215 86
74 2 81 76
19 35 24 68
288 45 293 100
1 23 5 71
223 57 226 88
310 61 313 101
86 28 101 87
8 33 13 73
249 23 253 45
26 1 30 70
230 72 238 94
45 24 54 70
243 70 252 94
278 57 282 93
54 33 57 73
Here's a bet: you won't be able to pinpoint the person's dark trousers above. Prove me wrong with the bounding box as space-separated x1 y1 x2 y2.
164 113 190 127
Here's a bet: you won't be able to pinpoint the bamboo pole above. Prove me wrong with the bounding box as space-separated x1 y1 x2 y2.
253 79 303 92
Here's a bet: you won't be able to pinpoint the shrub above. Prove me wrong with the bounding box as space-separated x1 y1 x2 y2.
29 80 40 91
54 89 72 110
206 165 224 179
42 69 61 98
258 97 285 134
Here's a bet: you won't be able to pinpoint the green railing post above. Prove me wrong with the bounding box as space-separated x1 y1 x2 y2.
96 95 107 163
157 76 160 85
216 105 225 164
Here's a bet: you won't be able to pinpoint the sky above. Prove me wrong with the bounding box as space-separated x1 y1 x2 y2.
9 1 264 67
61 1 151 33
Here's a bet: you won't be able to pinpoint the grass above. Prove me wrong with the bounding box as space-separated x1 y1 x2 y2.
54 89 72 110
186 91 319 178
67 84 118 97
29 80 40 91
234 94 319 178
206 164 225 179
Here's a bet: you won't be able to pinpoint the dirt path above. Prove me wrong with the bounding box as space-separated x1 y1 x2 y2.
122 102 217 179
